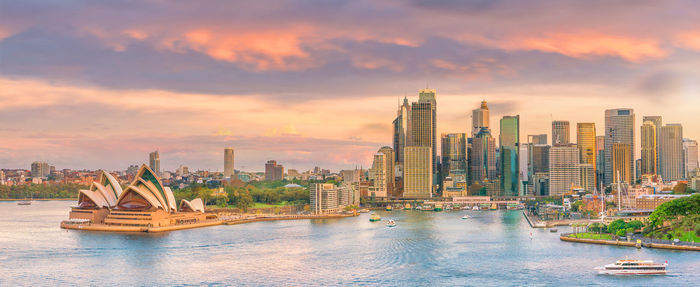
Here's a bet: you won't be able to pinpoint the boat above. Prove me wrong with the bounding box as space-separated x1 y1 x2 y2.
386 219 396 227
369 213 381 222
490 203 498 210
472 206 479 211
595 260 667 275
461 214 470 219
386 205 393 211
434 204 443 212
404 204 411 210
17 201 32 205
549 228 558 233
359 209 370 213
445 205 453 211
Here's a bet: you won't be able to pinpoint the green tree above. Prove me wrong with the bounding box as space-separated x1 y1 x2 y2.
607 219 627 234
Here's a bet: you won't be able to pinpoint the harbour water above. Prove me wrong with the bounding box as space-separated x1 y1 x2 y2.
1 201 698 286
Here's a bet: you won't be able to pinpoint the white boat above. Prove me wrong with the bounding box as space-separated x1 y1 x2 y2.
461 214 470 219
386 219 396 227
596 260 667 275
471 206 479 211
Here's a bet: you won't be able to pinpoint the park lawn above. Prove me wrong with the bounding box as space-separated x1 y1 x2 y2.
570 232 613 240
675 230 700 243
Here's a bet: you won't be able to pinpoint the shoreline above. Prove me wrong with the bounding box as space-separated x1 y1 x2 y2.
560 233 700 252
2 198 77 201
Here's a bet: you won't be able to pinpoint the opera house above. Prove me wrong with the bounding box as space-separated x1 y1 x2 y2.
62 165 217 232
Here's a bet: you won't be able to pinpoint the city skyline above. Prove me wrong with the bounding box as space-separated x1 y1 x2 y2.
2 1 700 172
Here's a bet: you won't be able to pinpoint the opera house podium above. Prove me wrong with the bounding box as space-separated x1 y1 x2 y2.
62 165 216 232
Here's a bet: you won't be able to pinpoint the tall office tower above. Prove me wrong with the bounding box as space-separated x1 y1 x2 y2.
470 128 497 184
683 138 699 178
30 161 50 178
552 121 571 145
604 109 635 185
265 160 284 181
528 134 547 145
418 89 437 176
224 147 235 178
643 116 663 173
410 99 435 176
596 136 605 187
441 133 467 179
378 146 395 196
659 124 684 181
577 123 597 183
579 163 595 192
500 115 520 196
471 100 490 137
640 120 658 176
392 97 411 167
612 143 632 184
531 144 551 174
369 152 388 197
149 150 160 176
519 144 529 183
403 146 432 198
549 144 580 196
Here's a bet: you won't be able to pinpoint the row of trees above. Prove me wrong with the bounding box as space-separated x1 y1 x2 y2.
0 183 87 199
170 182 310 211
583 219 645 237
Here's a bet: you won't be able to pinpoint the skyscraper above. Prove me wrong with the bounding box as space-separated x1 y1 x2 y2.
369 152 388 197
403 146 432 198
378 146 395 196
604 109 635 185
410 99 435 176
576 123 596 185
552 121 570 145
612 143 631 184
440 133 467 180
471 101 490 137
224 147 235 178
528 134 547 145
470 128 497 184
500 115 520 196
418 89 437 176
659 124 684 181
579 163 595 192
640 120 658 176
643 116 663 173
149 150 160 176
596 135 605 187
549 144 580 196
265 160 284 181
392 97 411 168
683 138 699 178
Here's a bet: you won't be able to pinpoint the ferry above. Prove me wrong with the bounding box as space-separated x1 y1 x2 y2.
386 219 396 227
596 260 667 275
386 205 393 211
434 204 443 212
404 204 412 210
471 206 479 211
369 213 382 222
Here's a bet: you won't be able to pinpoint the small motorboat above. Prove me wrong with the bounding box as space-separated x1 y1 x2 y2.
471 206 479 211
461 214 471 220
17 201 32 205
386 219 397 227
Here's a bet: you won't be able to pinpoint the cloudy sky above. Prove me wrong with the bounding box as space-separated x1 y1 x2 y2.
1 0 699 172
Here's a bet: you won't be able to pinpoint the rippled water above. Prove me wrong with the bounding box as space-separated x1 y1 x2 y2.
1 201 698 286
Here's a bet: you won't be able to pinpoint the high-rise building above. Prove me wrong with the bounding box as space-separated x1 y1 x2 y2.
378 146 395 196
471 100 490 137
552 121 570 145
410 100 434 172
149 150 160 176
500 115 520 196
640 120 658 176
392 97 411 168
612 143 632 184
531 144 550 174
549 144 580 196
310 183 340 214
369 152 388 197
264 160 284 181
470 128 497 184
683 138 699 178
403 146 432 198
596 135 605 187
643 116 663 173
418 89 437 176
579 163 595 192
440 133 467 182
604 109 635 185
30 161 50 178
528 134 547 145
576 123 596 185
659 124 684 181
224 147 235 178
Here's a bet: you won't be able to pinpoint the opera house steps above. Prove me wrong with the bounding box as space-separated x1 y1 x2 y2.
61 165 217 233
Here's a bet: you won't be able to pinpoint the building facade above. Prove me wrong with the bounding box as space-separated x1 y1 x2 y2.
612 143 632 184
577 123 597 185
403 146 432 198
549 144 580 196
264 160 284 181
224 147 235 178
471 101 490 137
604 109 635 185
660 124 684 181
149 150 160 176
643 116 663 174
552 121 571 145
683 138 698 179
441 133 467 184
310 183 340 214
641 120 658 176
500 115 520 196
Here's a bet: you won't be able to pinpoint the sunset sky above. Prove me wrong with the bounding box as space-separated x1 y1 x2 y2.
1 0 699 172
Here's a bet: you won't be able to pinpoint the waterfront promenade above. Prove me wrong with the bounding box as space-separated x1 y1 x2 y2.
560 232 700 251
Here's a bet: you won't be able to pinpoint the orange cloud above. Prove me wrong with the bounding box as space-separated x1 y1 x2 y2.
675 31 700 51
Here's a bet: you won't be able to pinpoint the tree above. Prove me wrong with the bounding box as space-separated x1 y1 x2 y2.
236 190 253 212
607 219 626 234
627 220 644 230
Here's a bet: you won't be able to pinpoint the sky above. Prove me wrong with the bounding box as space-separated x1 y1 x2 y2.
1 0 699 172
